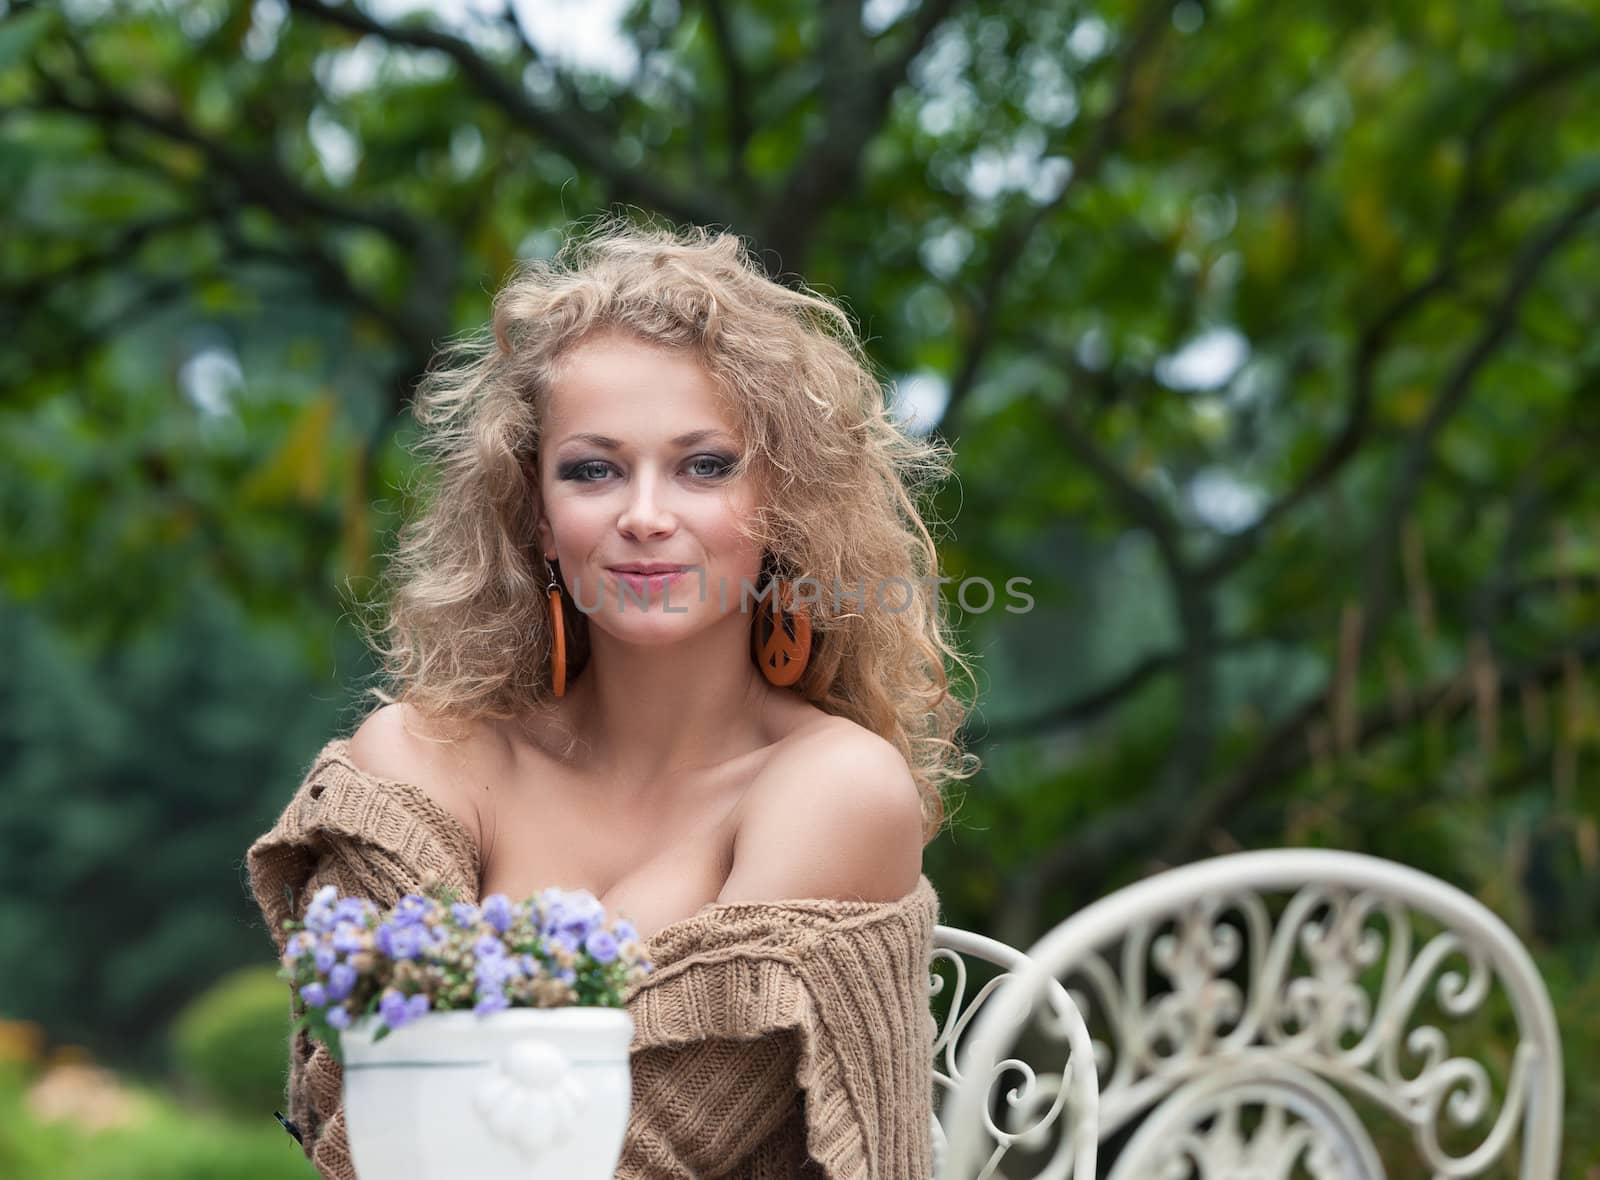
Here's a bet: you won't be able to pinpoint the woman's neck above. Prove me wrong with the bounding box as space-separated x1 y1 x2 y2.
558 610 777 796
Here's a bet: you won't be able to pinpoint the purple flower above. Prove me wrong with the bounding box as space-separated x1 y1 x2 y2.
379 988 429 1029
314 944 338 974
552 895 606 946
332 898 370 927
284 932 315 961
451 902 481 928
539 889 604 939
520 954 541 978
473 935 506 960
611 919 638 944
325 1005 352 1030
556 966 576 986
547 931 579 956
331 924 366 954
569 890 605 919
377 922 426 960
474 953 520 989
481 893 514 934
474 990 509 1016
585 930 619 965
327 962 358 1002
300 982 328 1008
304 885 339 935
392 894 431 927
398 925 430 958
536 901 565 937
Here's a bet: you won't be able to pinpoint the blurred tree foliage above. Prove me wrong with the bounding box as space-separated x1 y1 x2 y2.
1 0 1598 1163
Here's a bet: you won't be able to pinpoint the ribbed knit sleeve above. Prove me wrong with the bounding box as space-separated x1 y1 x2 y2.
243 739 481 1180
618 876 941 1179
246 739 481 957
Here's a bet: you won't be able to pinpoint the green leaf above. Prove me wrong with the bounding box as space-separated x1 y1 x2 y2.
0 8 55 72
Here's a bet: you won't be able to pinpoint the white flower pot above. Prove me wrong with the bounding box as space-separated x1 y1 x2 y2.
341 1007 634 1180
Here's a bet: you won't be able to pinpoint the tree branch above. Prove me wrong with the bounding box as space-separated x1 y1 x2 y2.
5 209 215 308
973 629 1296 742
1469 432 1587 645
940 0 1175 434
1191 263 1453 584
1158 626 1600 869
1358 180 1600 634
1026 623 1600 905
34 36 429 249
217 224 418 348
283 0 741 231
702 0 752 175
1193 47 1600 584
1050 395 1185 571
25 27 460 412
759 0 962 268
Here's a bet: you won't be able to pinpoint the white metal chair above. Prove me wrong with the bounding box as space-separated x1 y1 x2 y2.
930 924 1099 1179
943 850 1563 1179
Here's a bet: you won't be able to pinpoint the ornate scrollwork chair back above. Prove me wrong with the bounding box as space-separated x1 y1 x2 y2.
944 850 1562 1180
930 925 1100 1180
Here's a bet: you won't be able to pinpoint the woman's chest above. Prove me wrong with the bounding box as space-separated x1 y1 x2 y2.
476 768 750 943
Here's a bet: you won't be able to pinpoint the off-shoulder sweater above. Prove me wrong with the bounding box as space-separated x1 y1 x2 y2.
244 738 940 1180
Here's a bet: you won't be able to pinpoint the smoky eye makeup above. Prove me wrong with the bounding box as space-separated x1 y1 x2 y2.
557 459 610 482
556 453 739 482
686 453 738 477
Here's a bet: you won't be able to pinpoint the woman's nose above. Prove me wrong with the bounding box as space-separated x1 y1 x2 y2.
617 473 675 540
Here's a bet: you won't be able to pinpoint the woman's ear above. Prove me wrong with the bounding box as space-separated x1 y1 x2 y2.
531 497 554 559
522 454 555 558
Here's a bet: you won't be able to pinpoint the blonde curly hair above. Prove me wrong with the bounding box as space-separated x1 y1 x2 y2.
357 216 978 841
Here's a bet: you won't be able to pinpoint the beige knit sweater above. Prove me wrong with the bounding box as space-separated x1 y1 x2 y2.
245 738 940 1179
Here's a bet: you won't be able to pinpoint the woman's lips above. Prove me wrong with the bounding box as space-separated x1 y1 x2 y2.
608 568 689 598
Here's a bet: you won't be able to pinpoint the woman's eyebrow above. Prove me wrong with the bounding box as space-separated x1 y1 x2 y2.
556 429 733 450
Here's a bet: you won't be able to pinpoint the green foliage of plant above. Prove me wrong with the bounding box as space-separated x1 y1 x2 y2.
169 966 294 1121
0 1061 308 1180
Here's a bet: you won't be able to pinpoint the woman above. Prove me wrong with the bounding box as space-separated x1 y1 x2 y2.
247 219 977 1178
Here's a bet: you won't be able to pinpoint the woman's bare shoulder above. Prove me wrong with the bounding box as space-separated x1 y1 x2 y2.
345 703 491 851
717 713 923 905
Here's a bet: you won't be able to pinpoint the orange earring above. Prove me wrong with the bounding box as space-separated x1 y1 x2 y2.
545 558 566 698
752 578 812 687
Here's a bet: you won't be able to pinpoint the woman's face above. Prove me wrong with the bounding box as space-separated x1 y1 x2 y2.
534 332 766 643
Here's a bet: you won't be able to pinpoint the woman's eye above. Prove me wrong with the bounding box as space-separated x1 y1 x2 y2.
687 454 734 478
562 461 612 482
